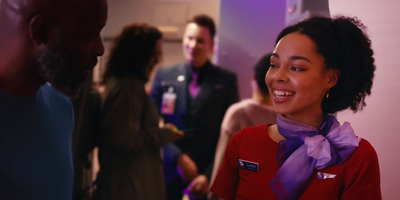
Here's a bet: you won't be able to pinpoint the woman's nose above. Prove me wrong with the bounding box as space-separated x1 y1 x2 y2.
273 67 288 82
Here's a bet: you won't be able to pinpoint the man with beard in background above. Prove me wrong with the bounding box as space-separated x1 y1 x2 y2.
0 0 107 199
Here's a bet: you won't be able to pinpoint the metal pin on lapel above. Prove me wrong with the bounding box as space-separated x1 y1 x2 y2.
317 172 336 179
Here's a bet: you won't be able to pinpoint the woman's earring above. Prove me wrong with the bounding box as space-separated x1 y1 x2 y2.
326 89 330 98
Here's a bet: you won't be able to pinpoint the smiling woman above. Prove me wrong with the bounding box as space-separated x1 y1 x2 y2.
266 32 337 125
210 16 381 200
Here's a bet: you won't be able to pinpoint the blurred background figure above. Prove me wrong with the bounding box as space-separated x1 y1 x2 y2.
150 14 239 200
208 53 276 199
93 23 183 200
71 77 103 200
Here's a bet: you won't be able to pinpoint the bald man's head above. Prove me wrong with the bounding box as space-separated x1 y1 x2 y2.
0 0 107 97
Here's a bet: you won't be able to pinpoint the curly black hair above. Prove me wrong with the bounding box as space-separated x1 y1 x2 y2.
254 53 272 95
103 22 162 83
275 16 375 114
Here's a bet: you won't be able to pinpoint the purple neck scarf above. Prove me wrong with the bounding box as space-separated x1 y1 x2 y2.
270 114 359 200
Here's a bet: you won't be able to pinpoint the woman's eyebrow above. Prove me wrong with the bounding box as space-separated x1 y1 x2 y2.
271 53 311 63
289 56 311 63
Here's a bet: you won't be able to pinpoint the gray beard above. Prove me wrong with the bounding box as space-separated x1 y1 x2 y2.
37 33 87 98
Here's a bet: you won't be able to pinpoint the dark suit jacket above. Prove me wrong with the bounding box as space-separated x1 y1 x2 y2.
150 61 239 175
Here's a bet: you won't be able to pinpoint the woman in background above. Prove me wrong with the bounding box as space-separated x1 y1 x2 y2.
211 16 381 200
94 23 183 200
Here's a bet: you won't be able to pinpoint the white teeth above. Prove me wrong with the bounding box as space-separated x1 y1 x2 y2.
274 90 294 97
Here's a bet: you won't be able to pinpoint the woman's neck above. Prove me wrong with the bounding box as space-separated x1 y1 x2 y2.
283 112 324 130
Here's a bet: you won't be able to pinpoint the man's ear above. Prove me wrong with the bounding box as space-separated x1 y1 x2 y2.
29 14 51 45
208 40 215 54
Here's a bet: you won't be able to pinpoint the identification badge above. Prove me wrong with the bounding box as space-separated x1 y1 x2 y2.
238 159 259 172
161 87 176 115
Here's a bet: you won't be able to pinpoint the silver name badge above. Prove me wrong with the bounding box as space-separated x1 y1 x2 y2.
238 159 259 172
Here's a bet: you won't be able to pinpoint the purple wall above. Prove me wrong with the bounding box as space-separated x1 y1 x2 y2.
217 0 286 99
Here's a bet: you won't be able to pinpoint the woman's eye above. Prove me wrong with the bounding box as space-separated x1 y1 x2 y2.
290 66 305 72
270 64 278 69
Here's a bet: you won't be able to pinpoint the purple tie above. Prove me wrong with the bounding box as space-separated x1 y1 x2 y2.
189 72 200 98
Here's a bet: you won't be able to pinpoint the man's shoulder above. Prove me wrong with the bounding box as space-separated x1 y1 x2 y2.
157 62 186 74
41 84 75 133
40 83 69 99
210 64 237 78
40 83 73 111
226 99 253 114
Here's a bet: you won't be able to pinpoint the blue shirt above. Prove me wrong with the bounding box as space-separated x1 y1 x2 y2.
0 83 74 200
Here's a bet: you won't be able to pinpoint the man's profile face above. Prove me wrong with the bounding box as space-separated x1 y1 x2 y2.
38 0 107 97
182 22 214 68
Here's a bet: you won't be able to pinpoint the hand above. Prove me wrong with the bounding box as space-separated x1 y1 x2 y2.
177 153 198 183
184 174 209 200
164 123 184 141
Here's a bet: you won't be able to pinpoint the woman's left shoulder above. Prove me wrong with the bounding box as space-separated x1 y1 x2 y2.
356 138 377 154
348 138 379 163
